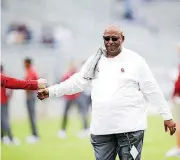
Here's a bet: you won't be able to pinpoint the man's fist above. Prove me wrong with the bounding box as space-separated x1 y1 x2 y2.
37 78 47 89
37 88 49 100
164 119 176 136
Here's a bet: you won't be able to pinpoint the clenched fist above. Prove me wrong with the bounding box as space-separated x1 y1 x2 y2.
37 78 47 89
37 88 49 100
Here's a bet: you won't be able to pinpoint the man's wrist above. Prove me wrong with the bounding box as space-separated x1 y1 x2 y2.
48 86 55 97
163 115 173 121
164 119 173 122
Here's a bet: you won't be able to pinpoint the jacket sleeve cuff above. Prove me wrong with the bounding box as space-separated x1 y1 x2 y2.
48 86 56 97
161 113 173 121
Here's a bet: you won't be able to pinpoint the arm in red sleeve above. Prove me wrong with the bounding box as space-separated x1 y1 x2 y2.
173 74 180 97
1 74 38 90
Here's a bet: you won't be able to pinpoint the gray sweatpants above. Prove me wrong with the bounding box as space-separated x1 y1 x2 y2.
26 94 38 137
91 130 144 160
1 104 13 140
61 93 89 130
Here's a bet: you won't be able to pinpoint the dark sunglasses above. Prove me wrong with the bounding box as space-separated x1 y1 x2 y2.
103 36 120 42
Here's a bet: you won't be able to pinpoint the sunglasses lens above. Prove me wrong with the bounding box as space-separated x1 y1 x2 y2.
103 37 110 41
112 37 118 41
103 36 119 42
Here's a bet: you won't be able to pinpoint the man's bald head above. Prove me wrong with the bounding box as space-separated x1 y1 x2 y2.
103 25 124 57
104 25 124 37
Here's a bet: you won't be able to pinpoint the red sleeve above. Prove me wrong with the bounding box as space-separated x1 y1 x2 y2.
173 73 180 96
1 74 38 90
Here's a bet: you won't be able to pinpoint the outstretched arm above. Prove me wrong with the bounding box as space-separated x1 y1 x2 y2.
1 74 46 90
37 55 94 100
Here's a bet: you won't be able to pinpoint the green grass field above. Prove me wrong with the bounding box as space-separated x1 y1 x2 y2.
1 116 179 160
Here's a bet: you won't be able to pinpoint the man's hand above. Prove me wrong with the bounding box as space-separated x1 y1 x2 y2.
37 88 49 100
164 119 176 136
37 78 47 89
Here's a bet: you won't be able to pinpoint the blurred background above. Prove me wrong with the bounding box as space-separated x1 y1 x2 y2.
1 0 180 160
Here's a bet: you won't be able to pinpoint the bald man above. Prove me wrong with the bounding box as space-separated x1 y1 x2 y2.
38 25 175 160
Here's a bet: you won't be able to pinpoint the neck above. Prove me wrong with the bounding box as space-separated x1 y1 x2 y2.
107 47 122 58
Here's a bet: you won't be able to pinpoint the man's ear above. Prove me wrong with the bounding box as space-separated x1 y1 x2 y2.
122 36 125 42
